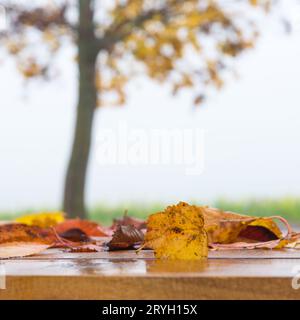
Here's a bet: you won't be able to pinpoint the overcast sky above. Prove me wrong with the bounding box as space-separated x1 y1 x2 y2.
0 2 300 211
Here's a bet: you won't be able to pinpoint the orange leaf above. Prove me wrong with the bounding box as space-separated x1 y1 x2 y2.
0 223 54 244
0 223 54 259
55 219 110 237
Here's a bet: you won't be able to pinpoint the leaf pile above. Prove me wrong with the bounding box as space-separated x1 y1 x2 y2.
1 202 300 260
0 215 110 258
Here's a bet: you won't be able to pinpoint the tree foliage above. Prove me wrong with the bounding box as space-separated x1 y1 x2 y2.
1 0 271 105
0 0 273 217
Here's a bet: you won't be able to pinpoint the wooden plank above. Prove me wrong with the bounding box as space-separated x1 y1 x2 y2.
1 249 300 299
2 276 300 300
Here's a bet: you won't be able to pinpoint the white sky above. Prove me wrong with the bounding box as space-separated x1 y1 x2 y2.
0 3 300 211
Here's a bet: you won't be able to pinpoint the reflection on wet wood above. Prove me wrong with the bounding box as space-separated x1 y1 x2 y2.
17 247 300 260
1 249 300 299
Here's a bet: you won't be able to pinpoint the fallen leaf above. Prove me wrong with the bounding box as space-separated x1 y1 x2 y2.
108 225 144 250
144 202 208 260
59 228 90 242
0 242 51 259
203 207 282 244
202 207 298 249
112 212 146 230
15 211 65 228
0 223 54 259
55 219 110 237
0 223 54 244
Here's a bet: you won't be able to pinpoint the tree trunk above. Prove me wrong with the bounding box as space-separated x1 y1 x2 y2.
63 0 98 218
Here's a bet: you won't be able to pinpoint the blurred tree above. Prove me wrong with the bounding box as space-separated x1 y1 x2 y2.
0 0 271 218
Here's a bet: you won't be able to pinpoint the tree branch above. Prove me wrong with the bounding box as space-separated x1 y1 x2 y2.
96 6 171 52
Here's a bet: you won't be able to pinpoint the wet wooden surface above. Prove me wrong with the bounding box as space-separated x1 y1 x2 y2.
1 249 300 299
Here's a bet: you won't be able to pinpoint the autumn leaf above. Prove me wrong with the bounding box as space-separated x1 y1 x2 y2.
0 242 51 259
108 225 144 250
144 202 208 260
0 223 54 244
0 223 54 259
201 206 298 250
15 211 65 228
112 211 146 230
55 219 110 237
58 228 91 243
203 207 281 243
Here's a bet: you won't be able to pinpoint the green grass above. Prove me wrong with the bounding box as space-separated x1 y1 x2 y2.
89 198 300 224
1 197 300 225
214 197 300 221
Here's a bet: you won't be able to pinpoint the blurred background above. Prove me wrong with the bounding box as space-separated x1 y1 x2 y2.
0 0 299 223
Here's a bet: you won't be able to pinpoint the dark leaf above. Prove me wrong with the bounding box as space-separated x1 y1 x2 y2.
59 228 91 243
108 225 144 250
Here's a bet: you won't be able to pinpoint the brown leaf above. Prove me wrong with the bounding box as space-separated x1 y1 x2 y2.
59 228 90 243
112 213 146 230
193 95 205 105
108 225 144 250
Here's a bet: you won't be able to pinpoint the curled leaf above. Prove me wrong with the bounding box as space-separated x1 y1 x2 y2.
203 207 283 244
202 206 299 250
108 225 144 250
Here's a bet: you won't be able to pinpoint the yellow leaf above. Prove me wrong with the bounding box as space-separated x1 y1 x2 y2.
145 202 208 260
18 59 43 78
203 207 283 244
15 212 65 228
250 0 258 6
